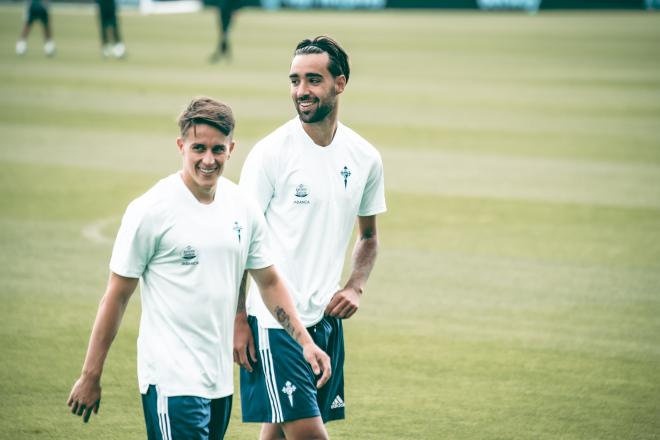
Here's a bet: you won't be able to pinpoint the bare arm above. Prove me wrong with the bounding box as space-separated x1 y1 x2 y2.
249 265 332 388
233 271 257 372
67 273 138 423
325 215 379 319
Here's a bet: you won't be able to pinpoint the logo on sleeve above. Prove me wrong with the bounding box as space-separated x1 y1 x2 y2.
294 184 310 205
340 166 351 189
181 246 199 265
233 221 243 243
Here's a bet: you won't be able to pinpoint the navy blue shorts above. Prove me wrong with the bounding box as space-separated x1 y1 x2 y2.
240 315 345 424
141 385 232 440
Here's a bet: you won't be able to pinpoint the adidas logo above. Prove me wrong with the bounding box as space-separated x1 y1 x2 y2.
331 395 345 409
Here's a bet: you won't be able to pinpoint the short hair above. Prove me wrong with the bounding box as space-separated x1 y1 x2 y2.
177 97 235 138
294 36 350 83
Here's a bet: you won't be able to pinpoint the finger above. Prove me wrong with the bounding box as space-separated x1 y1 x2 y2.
67 394 74 407
94 399 100 414
316 358 332 389
71 401 79 414
248 337 257 363
76 404 86 416
344 307 358 319
83 406 93 423
239 349 253 373
308 355 320 376
324 295 341 315
328 301 349 318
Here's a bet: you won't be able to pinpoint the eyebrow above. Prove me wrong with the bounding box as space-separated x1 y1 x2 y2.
289 72 324 79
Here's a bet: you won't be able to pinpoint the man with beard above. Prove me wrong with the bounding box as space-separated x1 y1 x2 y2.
66 97 331 439
235 36 386 439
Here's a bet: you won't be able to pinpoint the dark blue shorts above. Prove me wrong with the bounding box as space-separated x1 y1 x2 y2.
141 385 232 440
240 315 345 424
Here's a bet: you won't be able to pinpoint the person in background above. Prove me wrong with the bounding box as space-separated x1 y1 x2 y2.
209 0 241 63
16 0 55 57
96 0 126 59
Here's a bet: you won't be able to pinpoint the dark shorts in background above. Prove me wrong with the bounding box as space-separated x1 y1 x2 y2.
141 385 232 440
26 1 48 26
240 315 345 424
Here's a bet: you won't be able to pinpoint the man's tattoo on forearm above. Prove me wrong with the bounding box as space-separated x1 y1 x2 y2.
275 306 298 341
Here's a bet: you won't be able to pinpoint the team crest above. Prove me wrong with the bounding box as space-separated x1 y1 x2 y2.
340 166 351 189
181 245 199 265
282 381 297 407
294 184 310 205
233 221 243 243
295 184 309 198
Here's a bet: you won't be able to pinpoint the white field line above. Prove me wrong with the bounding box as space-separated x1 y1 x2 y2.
82 217 118 245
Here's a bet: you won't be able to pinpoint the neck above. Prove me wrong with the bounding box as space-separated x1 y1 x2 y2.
300 111 339 147
180 172 216 205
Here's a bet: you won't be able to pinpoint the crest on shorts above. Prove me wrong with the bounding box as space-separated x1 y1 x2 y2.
281 381 297 407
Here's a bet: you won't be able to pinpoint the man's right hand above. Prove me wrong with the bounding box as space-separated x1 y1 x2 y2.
67 375 101 423
233 313 257 372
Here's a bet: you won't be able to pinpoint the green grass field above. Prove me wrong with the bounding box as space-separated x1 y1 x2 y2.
1 5 660 439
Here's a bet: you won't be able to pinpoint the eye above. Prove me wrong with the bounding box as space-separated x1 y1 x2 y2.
192 145 205 152
310 78 321 84
290 78 299 86
212 145 226 154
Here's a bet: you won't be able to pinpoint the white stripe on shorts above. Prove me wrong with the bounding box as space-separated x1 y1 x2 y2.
259 325 283 423
156 385 173 440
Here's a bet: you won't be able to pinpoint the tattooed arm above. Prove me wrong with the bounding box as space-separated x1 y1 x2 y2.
248 265 332 388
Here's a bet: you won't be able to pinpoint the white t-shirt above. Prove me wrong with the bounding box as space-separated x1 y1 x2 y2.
239 117 386 329
110 173 271 398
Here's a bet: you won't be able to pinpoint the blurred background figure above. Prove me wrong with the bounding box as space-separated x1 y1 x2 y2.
209 0 241 63
15 0 56 57
96 0 126 59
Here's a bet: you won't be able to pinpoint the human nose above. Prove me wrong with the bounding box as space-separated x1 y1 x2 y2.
296 80 310 98
202 149 215 164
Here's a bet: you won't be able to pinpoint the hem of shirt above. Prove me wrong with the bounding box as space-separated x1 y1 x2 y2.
139 382 233 400
358 206 387 217
109 266 142 279
245 261 273 270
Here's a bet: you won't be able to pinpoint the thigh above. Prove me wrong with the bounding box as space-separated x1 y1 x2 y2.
281 416 328 440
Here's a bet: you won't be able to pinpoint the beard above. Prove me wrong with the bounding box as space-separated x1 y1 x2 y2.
295 92 336 123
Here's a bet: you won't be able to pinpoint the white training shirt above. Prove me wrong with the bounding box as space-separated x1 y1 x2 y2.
239 117 386 329
110 173 271 398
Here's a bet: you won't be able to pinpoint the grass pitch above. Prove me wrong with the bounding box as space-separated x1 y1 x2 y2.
1 5 660 439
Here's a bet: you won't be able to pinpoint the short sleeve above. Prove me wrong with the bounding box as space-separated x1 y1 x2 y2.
109 199 158 278
358 153 387 217
239 143 275 214
245 200 272 270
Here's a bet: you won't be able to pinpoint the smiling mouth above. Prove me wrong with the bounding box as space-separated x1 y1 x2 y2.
199 166 218 175
298 99 318 111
